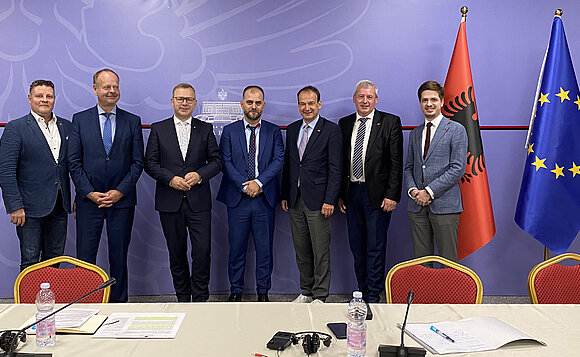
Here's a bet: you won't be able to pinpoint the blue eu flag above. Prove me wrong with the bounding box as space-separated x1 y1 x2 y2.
515 14 580 254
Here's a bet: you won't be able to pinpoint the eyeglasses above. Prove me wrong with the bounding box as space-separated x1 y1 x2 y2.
173 97 196 103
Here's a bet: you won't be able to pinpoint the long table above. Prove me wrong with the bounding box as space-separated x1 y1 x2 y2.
0 302 576 356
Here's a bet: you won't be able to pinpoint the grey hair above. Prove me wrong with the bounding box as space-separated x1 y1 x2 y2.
354 80 378 97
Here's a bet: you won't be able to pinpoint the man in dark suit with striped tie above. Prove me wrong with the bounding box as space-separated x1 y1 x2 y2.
338 80 403 303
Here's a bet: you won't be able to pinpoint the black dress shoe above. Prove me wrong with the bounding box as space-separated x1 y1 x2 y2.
228 293 242 302
257 293 269 302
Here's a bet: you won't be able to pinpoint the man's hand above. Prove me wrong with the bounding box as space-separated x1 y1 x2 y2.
184 172 201 186
242 180 260 197
101 190 124 207
338 198 347 214
281 200 289 212
414 190 432 206
170 176 191 191
87 192 107 206
321 203 334 218
10 208 25 226
381 198 397 212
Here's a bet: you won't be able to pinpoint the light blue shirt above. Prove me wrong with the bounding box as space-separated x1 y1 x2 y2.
98 105 117 141
297 115 319 148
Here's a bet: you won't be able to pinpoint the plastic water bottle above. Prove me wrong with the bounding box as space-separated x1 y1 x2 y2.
35 282 56 347
347 291 367 357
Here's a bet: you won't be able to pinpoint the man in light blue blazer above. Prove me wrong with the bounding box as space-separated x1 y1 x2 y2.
0 80 72 271
404 81 467 262
217 86 284 302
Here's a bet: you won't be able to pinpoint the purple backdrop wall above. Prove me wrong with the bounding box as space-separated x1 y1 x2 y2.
1 0 579 298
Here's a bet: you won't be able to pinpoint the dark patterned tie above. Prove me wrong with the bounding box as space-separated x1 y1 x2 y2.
247 124 258 179
352 117 368 179
423 122 433 159
102 112 112 155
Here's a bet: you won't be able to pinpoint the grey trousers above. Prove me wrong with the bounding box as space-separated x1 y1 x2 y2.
288 195 331 300
408 206 460 263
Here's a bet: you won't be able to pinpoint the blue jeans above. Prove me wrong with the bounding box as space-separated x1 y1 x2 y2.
16 197 68 271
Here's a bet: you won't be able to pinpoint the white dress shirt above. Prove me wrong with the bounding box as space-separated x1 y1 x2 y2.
31 110 60 163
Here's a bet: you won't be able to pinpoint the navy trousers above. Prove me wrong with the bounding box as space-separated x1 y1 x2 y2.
227 195 275 295
76 204 134 303
346 183 392 303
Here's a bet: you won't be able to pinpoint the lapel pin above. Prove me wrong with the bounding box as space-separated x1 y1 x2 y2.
317 129 321 132
377 123 381 125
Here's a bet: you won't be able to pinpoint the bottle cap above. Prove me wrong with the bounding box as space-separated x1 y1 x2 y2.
353 291 362 298
40 282 50 289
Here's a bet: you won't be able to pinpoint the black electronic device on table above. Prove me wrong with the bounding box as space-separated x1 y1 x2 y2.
326 322 347 339
378 291 426 357
266 331 293 351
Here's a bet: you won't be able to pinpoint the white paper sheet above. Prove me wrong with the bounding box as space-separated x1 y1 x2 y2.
93 312 186 339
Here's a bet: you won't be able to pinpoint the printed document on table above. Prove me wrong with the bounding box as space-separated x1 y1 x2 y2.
21 308 104 334
93 313 186 339
399 317 545 354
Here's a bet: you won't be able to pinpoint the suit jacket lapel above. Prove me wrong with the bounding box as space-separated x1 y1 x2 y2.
112 109 126 154
415 123 425 163
56 118 68 163
257 122 267 166
237 120 249 163
27 114 55 162
366 111 381 158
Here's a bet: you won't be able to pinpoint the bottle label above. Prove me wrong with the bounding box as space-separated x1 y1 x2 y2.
347 329 366 350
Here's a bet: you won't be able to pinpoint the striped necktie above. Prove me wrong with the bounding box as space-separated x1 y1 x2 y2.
352 117 368 179
102 112 112 155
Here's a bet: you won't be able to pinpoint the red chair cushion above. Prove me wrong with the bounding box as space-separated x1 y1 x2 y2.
390 265 478 304
533 264 580 304
18 266 105 304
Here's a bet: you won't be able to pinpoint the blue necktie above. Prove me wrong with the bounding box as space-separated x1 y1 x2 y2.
102 112 112 155
352 117 368 179
247 125 258 180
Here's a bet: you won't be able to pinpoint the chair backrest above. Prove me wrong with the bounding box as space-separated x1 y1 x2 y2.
385 255 483 304
14 256 110 304
528 253 580 304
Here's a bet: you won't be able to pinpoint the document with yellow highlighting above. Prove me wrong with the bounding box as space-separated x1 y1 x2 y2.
93 313 186 339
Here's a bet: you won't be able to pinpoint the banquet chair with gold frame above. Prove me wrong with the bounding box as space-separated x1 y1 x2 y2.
527 253 580 304
385 255 483 304
14 256 110 303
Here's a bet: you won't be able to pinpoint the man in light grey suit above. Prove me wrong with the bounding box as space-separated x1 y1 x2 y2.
404 81 467 262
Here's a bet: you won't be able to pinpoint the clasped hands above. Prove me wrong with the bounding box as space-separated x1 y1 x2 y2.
411 189 432 206
169 172 201 191
87 190 124 208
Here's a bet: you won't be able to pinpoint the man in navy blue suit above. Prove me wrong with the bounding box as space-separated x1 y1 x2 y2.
281 86 342 303
68 69 144 303
0 80 72 271
145 83 222 302
217 86 284 302
338 80 403 303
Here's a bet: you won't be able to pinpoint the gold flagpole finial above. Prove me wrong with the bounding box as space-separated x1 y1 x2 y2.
461 6 468 18
555 9 563 17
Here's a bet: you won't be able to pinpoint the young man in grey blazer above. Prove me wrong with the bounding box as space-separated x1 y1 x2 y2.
405 81 467 262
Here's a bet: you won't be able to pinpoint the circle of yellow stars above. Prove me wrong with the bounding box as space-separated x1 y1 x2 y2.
529 87 580 179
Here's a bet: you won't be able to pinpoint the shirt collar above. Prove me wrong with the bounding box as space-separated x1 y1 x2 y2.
173 116 192 125
302 115 319 130
98 105 116 117
30 110 57 125
425 114 443 128
356 109 375 122
244 118 261 128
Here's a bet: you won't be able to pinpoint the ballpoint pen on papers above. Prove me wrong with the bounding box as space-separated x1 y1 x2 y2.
430 325 455 343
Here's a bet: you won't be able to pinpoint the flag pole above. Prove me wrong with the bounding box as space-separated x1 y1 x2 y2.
461 5 468 19
541 8 563 262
